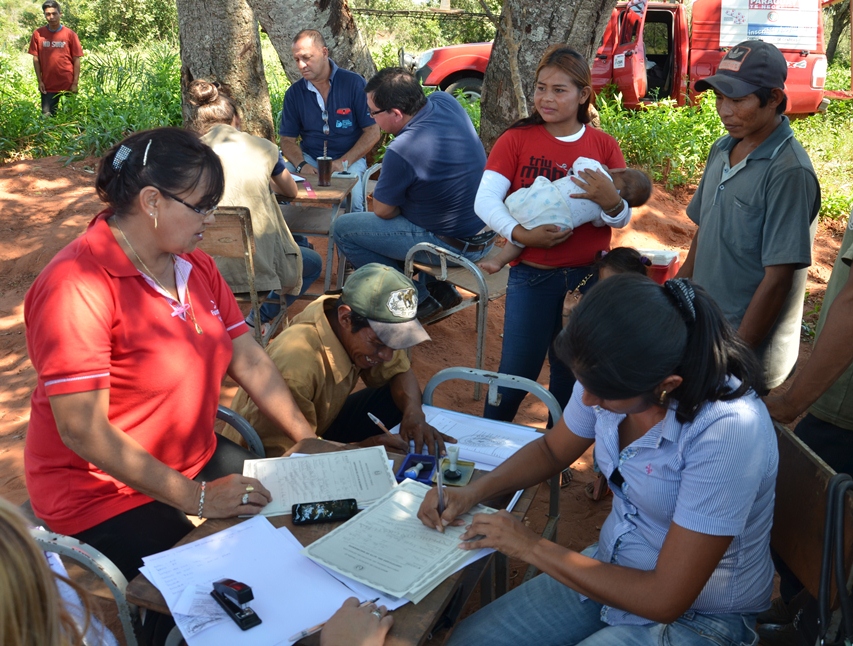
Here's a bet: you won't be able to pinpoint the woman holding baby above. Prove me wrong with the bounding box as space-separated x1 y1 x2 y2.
475 45 650 422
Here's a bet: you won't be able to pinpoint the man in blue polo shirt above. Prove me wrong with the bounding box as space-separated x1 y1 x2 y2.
333 67 493 319
279 29 380 212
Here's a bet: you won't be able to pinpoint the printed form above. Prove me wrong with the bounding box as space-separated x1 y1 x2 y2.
243 446 397 516
303 479 494 603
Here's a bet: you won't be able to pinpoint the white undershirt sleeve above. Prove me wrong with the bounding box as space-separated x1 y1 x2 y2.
598 200 632 228
474 170 524 246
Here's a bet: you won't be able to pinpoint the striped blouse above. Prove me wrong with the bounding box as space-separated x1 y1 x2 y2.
565 378 777 625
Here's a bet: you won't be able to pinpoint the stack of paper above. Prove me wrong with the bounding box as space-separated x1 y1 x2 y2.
303 479 495 604
243 446 397 516
139 516 354 645
391 405 544 471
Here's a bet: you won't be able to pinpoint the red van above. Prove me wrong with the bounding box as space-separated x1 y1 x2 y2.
409 0 831 115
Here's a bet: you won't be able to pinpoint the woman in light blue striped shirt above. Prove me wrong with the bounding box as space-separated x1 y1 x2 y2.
419 274 775 646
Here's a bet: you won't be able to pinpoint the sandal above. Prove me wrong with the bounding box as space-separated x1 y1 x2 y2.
559 467 573 488
585 473 609 501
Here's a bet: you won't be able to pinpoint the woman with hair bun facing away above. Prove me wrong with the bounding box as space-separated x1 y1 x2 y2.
419 274 776 645
188 79 323 330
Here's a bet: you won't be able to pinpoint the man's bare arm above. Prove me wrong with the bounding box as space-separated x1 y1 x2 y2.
279 136 316 175
335 125 381 172
765 264 853 423
676 232 699 279
737 264 796 349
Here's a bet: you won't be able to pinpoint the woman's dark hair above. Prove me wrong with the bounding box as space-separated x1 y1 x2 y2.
365 67 427 116
555 273 764 422
508 45 593 131
187 79 239 135
594 247 649 277
96 128 224 216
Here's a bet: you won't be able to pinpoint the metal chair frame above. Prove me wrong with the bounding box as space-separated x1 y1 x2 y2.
404 243 509 400
198 206 285 347
23 407 264 646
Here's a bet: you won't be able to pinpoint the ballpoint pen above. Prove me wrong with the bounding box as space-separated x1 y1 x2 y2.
367 412 394 437
287 597 380 642
436 441 445 517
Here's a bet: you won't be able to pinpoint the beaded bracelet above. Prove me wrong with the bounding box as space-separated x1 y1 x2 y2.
198 481 207 519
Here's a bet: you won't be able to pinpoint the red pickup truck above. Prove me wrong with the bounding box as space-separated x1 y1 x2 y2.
408 0 835 115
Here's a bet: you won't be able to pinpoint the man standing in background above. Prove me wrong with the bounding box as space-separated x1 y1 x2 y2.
28 1 82 116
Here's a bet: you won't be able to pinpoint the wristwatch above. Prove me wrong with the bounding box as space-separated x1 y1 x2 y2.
295 161 308 173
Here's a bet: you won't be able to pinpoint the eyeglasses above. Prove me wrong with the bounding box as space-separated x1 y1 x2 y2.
322 110 330 135
368 107 390 118
158 188 217 217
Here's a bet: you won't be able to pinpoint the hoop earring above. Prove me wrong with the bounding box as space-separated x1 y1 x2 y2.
659 390 667 405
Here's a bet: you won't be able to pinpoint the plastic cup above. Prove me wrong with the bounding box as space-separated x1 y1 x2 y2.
317 157 332 187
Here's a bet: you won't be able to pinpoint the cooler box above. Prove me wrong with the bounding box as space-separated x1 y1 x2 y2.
637 249 680 284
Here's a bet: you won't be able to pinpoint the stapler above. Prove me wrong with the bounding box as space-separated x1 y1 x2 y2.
210 578 262 630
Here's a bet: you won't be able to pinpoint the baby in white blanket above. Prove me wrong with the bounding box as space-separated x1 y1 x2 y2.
478 158 651 274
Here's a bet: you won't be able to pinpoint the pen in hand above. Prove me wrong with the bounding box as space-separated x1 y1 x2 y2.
287 597 381 642
436 441 445 519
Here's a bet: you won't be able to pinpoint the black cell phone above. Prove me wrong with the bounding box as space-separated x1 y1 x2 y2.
291 498 358 525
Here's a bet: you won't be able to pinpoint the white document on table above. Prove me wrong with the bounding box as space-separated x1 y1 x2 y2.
303 479 494 604
243 446 397 516
140 515 354 646
390 405 544 470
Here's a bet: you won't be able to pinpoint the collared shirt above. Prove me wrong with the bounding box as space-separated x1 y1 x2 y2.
810 215 853 429
230 295 410 456
374 91 487 237
565 380 777 624
686 116 820 388
279 60 375 160
24 211 247 535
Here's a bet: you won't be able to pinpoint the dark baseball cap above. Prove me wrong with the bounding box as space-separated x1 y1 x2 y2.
694 40 787 98
340 264 430 350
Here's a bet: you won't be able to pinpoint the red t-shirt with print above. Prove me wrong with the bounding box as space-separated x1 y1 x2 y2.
28 25 83 92
486 124 626 267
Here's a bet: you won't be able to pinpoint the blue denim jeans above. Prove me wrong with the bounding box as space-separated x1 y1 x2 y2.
447 571 759 646
333 212 492 300
284 154 368 212
484 263 594 423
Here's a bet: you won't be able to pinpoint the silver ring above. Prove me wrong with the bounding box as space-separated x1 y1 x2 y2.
371 610 382 618
241 493 249 505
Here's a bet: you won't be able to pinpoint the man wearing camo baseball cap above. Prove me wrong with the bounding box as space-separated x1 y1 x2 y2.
678 39 821 392
230 263 456 456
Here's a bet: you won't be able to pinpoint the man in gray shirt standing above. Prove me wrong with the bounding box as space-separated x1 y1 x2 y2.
678 40 820 389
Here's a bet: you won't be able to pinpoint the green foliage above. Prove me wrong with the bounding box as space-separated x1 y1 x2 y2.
792 98 853 221
2 0 177 50
826 61 852 91
0 43 181 162
597 89 725 190
371 43 400 71
353 0 498 53
64 0 178 47
453 88 480 132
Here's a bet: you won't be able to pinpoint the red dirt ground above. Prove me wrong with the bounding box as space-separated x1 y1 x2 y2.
0 156 845 642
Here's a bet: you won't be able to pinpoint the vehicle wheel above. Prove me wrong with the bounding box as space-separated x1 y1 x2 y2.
445 77 483 101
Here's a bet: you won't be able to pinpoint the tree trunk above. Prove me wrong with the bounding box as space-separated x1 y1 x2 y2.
176 0 275 140
248 0 376 84
825 0 850 65
480 0 619 151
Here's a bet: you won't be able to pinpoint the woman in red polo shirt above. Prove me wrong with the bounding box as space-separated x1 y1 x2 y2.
24 128 316 579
